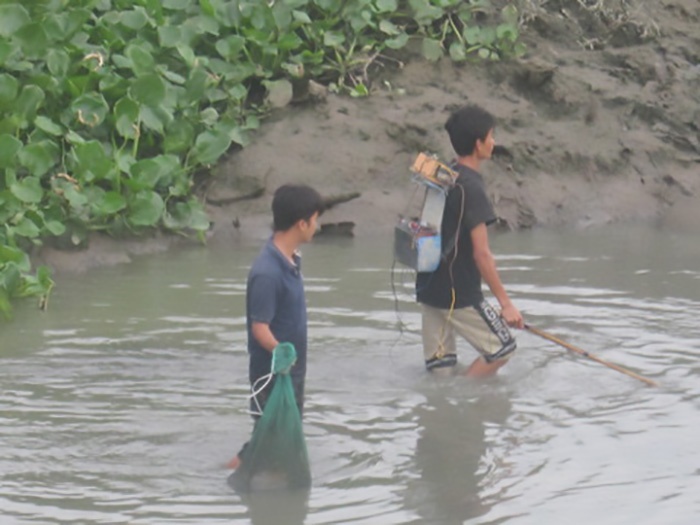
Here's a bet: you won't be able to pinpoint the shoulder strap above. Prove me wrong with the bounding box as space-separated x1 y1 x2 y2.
441 163 463 261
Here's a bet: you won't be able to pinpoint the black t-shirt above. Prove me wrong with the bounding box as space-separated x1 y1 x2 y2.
416 164 496 309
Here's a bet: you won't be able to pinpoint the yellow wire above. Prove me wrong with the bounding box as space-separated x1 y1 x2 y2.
436 183 465 359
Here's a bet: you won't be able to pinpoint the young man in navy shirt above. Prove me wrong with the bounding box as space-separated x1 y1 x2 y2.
228 184 324 469
416 105 524 378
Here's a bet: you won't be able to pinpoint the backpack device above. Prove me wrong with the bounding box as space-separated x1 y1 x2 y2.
394 153 458 272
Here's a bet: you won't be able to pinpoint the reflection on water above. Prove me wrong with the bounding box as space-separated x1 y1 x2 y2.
1 225 699 524
404 382 512 525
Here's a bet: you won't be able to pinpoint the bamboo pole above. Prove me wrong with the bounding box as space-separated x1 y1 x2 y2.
524 324 659 388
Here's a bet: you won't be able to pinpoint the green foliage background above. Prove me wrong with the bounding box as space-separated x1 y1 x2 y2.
0 0 524 318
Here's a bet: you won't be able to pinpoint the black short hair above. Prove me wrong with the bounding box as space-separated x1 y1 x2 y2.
444 105 496 156
272 184 325 232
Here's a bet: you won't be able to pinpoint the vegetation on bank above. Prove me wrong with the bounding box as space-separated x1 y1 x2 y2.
0 0 524 318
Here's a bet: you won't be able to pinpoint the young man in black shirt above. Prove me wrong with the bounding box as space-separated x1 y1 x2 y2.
416 105 524 378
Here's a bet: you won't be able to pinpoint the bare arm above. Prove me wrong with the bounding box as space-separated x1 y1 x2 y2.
471 223 524 328
251 322 279 352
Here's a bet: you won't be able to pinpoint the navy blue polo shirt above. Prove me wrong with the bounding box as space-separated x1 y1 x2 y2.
246 238 307 384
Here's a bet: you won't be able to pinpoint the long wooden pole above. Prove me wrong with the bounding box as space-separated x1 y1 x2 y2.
524 324 659 388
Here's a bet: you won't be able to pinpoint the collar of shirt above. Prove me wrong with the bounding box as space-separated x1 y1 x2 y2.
265 237 301 275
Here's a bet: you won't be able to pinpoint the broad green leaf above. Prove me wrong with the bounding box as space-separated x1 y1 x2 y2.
216 119 249 147
0 38 12 65
163 199 210 231
480 27 497 46
114 150 136 174
277 32 303 51
34 116 63 136
14 23 49 58
350 83 369 97
215 35 246 60
120 9 149 30
421 38 443 61
0 74 19 106
323 31 345 48
94 191 126 215
44 220 66 236
163 120 195 154
128 190 164 227
379 20 400 35
200 107 219 127
73 141 112 180
292 10 311 24
114 96 140 139
99 73 128 100
125 44 155 76
0 244 26 264
478 47 491 59
46 49 70 78
158 26 181 47
197 0 214 17
0 4 30 37
284 0 310 8
63 185 88 209
184 67 209 104
162 70 186 85
130 155 179 189
16 85 45 123
0 134 22 168
10 177 43 204
65 130 86 145
12 216 41 239
72 92 109 127
263 79 293 108
385 33 409 50
184 14 220 36
272 3 293 31
176 44 196 66
409 0 443 24
496 24 518 42
18 141 59 177
376 0 398 13
129 74 166 107
463 26 481 46
1 263 22 296
191 129 231 166
0 287 11 318
163 0 190 9
449 41 467 61
58 8 92 39
314 0 341 9
139 105 172 133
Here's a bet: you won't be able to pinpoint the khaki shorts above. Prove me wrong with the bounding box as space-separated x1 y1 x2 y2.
421 300 516 370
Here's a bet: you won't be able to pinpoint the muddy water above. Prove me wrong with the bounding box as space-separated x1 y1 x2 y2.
1 225 698 525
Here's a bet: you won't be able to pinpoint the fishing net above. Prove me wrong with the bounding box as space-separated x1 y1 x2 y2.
228 342 311 492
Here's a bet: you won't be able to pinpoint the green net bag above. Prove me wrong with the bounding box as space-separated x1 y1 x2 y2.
228 343 311 492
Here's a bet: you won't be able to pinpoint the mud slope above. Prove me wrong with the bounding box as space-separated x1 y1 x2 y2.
209 0 699 239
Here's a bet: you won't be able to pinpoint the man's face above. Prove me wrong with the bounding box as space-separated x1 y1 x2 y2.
476 129 495 160
298 212 319 243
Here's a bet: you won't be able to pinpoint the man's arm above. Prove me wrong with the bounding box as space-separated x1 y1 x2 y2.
470 223 524 328
251 322 279 352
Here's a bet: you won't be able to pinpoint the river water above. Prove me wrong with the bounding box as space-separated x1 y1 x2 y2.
1 225 698 525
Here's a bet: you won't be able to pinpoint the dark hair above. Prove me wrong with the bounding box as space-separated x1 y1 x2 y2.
272 184 324 232
444 105 496 156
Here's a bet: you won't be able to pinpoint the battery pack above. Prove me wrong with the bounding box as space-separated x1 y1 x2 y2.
394 220 442 273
